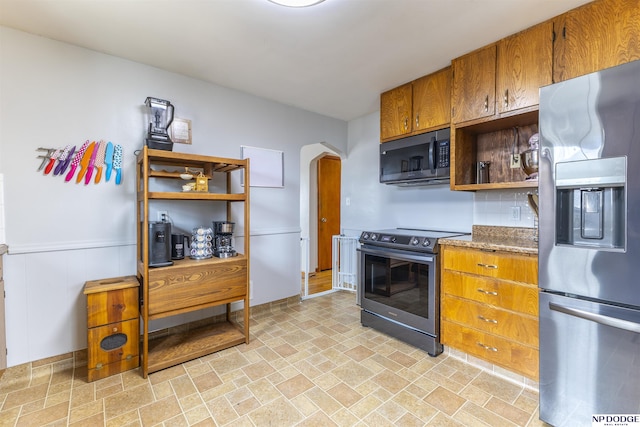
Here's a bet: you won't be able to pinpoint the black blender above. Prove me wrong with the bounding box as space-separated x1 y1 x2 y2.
144 96 174 151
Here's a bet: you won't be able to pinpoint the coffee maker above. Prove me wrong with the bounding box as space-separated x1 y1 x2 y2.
213 221 237 258
147 221 173 267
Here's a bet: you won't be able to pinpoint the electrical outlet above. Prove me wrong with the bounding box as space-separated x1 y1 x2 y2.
510 154 521 169
157 210 168 222
511 206 521 221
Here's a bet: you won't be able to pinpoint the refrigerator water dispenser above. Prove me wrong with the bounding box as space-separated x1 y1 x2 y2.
555 157 626 250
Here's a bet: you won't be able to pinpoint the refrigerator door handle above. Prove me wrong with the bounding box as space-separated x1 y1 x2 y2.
549 302 640 334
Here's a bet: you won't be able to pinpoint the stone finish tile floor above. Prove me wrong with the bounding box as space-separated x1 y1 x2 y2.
0 291 548 426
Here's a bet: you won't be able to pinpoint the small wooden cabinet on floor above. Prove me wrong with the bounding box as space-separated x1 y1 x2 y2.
136 147 250 378
440 246 539 380
84 276 140 382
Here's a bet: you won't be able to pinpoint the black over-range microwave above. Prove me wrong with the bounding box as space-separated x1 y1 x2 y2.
380 128 450 186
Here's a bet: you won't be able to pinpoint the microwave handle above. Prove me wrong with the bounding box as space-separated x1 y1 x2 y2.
429 138 436 171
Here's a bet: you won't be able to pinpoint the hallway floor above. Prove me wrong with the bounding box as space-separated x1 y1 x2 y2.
302 270 333 296
0 292 546 426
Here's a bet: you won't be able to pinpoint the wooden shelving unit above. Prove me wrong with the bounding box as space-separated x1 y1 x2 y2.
136 147 250 378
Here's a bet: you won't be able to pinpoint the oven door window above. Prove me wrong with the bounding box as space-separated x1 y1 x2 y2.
363 253 431 319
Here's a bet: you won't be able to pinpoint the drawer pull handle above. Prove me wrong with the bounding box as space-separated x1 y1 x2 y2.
477 263 498 269
477 342 498 352
477 288 498 296
478 315 498 324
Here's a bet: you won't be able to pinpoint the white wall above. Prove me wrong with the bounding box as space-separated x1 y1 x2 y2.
0 27 347 366
0 174 5 243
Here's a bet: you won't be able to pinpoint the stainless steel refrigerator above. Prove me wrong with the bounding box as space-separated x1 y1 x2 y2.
538 59 640 427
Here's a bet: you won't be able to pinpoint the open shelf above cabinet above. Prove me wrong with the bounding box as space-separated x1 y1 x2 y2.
451 110 540 191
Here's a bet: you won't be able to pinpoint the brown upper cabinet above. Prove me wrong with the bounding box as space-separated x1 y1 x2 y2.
380 83 412 141
553 0 640 82
412 68 452 134
380 67 451 142
451 45 497 124
452 21 553 125
497 21 553 114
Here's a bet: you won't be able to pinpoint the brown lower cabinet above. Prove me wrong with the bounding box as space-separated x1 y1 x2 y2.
441 245 539 380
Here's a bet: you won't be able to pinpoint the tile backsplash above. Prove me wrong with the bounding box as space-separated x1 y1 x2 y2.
474 189 538 228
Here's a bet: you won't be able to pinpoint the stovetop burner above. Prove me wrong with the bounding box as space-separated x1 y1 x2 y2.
359 228 468 253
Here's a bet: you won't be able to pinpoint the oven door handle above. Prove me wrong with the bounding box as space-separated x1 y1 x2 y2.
357 247 434 263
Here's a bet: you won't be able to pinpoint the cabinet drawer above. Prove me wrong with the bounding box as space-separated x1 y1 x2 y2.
148 257 247 317
443 247 537 284
87 286 139 328
442 319 538 379
442 295 538 347
87 318 139 381
442 270 538 316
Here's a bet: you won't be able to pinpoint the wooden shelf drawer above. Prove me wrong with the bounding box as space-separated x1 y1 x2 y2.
442 319 538 379
442 294 538 347
87 319 139 382
442 270 538 316
148 257 247 317
443 246 537 283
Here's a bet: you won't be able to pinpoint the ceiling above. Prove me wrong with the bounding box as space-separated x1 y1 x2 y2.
0 0 591 121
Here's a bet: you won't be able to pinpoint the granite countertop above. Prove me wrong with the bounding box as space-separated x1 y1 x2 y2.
440 225 538 255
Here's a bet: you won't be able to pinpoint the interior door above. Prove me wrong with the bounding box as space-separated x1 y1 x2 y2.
317 155 341 271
